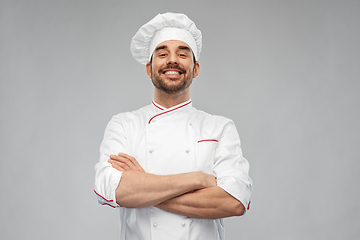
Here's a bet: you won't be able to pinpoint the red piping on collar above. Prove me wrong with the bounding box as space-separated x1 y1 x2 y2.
148 101 192 124
152 101 164 110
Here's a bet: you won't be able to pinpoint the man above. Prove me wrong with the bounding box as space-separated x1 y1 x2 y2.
94 12 252 240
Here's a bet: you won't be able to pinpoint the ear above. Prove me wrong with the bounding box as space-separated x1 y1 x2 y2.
193 61 200 79
146 62 152 78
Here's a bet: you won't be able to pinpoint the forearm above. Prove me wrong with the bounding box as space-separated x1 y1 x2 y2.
116 171 213 208
156 186 245 219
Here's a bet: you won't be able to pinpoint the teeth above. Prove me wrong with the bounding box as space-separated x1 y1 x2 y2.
165 71 180 75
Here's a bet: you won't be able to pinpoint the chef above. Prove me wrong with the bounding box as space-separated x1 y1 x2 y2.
94 12 252 240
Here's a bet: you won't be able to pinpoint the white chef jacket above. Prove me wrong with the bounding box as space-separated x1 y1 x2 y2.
94 99 252 240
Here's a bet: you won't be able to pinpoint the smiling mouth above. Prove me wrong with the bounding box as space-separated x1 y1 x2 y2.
164 70 181 76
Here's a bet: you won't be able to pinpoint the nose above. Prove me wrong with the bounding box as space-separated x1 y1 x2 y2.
167 53 178 65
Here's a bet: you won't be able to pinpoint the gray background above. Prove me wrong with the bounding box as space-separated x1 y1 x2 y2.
1 0 359 239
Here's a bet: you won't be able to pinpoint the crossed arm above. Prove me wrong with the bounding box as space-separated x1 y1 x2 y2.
109 153 245 218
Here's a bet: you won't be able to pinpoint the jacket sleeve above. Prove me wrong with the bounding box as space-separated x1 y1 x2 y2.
212 120 253 212
94 115 128 208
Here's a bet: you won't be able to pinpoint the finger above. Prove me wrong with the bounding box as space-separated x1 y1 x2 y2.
118 153 145 172
110 154 138 170
108 161 126 171
113 165 126 172
108 159 130 171
114 153 143 172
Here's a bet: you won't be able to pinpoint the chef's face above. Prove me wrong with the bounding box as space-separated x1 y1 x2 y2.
146 40 199 95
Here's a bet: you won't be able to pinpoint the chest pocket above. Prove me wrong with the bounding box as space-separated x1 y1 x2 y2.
195 139 218 174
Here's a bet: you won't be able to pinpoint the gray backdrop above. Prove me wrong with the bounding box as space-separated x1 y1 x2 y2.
1 0 359 239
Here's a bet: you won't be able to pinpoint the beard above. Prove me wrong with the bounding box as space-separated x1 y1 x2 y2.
151 64 194 94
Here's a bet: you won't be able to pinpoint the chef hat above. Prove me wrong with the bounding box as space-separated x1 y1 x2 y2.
130 12 202 65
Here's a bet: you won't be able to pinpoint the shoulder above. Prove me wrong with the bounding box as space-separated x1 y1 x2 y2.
106 104 152 129
111 104 151 122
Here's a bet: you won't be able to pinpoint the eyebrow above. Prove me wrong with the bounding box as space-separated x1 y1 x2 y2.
154 45 168 52
154 44 192 53
178 45 191 52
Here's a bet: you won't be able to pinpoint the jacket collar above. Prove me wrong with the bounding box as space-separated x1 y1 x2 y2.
149 99 192 124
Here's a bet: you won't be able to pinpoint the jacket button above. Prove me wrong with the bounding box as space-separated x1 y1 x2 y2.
181 222 186 227
186 149 190 153
153 223 158 227
149 150 153 153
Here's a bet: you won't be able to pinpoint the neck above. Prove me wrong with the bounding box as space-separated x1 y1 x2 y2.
153 88 191 108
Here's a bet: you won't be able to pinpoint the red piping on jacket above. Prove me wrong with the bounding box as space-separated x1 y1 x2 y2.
152 101 164 110
197 139 218 143
148 101 192 124
94 189 113 202
102 203 116 208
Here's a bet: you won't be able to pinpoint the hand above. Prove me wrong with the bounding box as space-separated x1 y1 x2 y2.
108 153 145 172
198 172 217 189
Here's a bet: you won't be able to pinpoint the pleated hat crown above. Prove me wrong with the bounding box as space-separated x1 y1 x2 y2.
130 12 202 65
